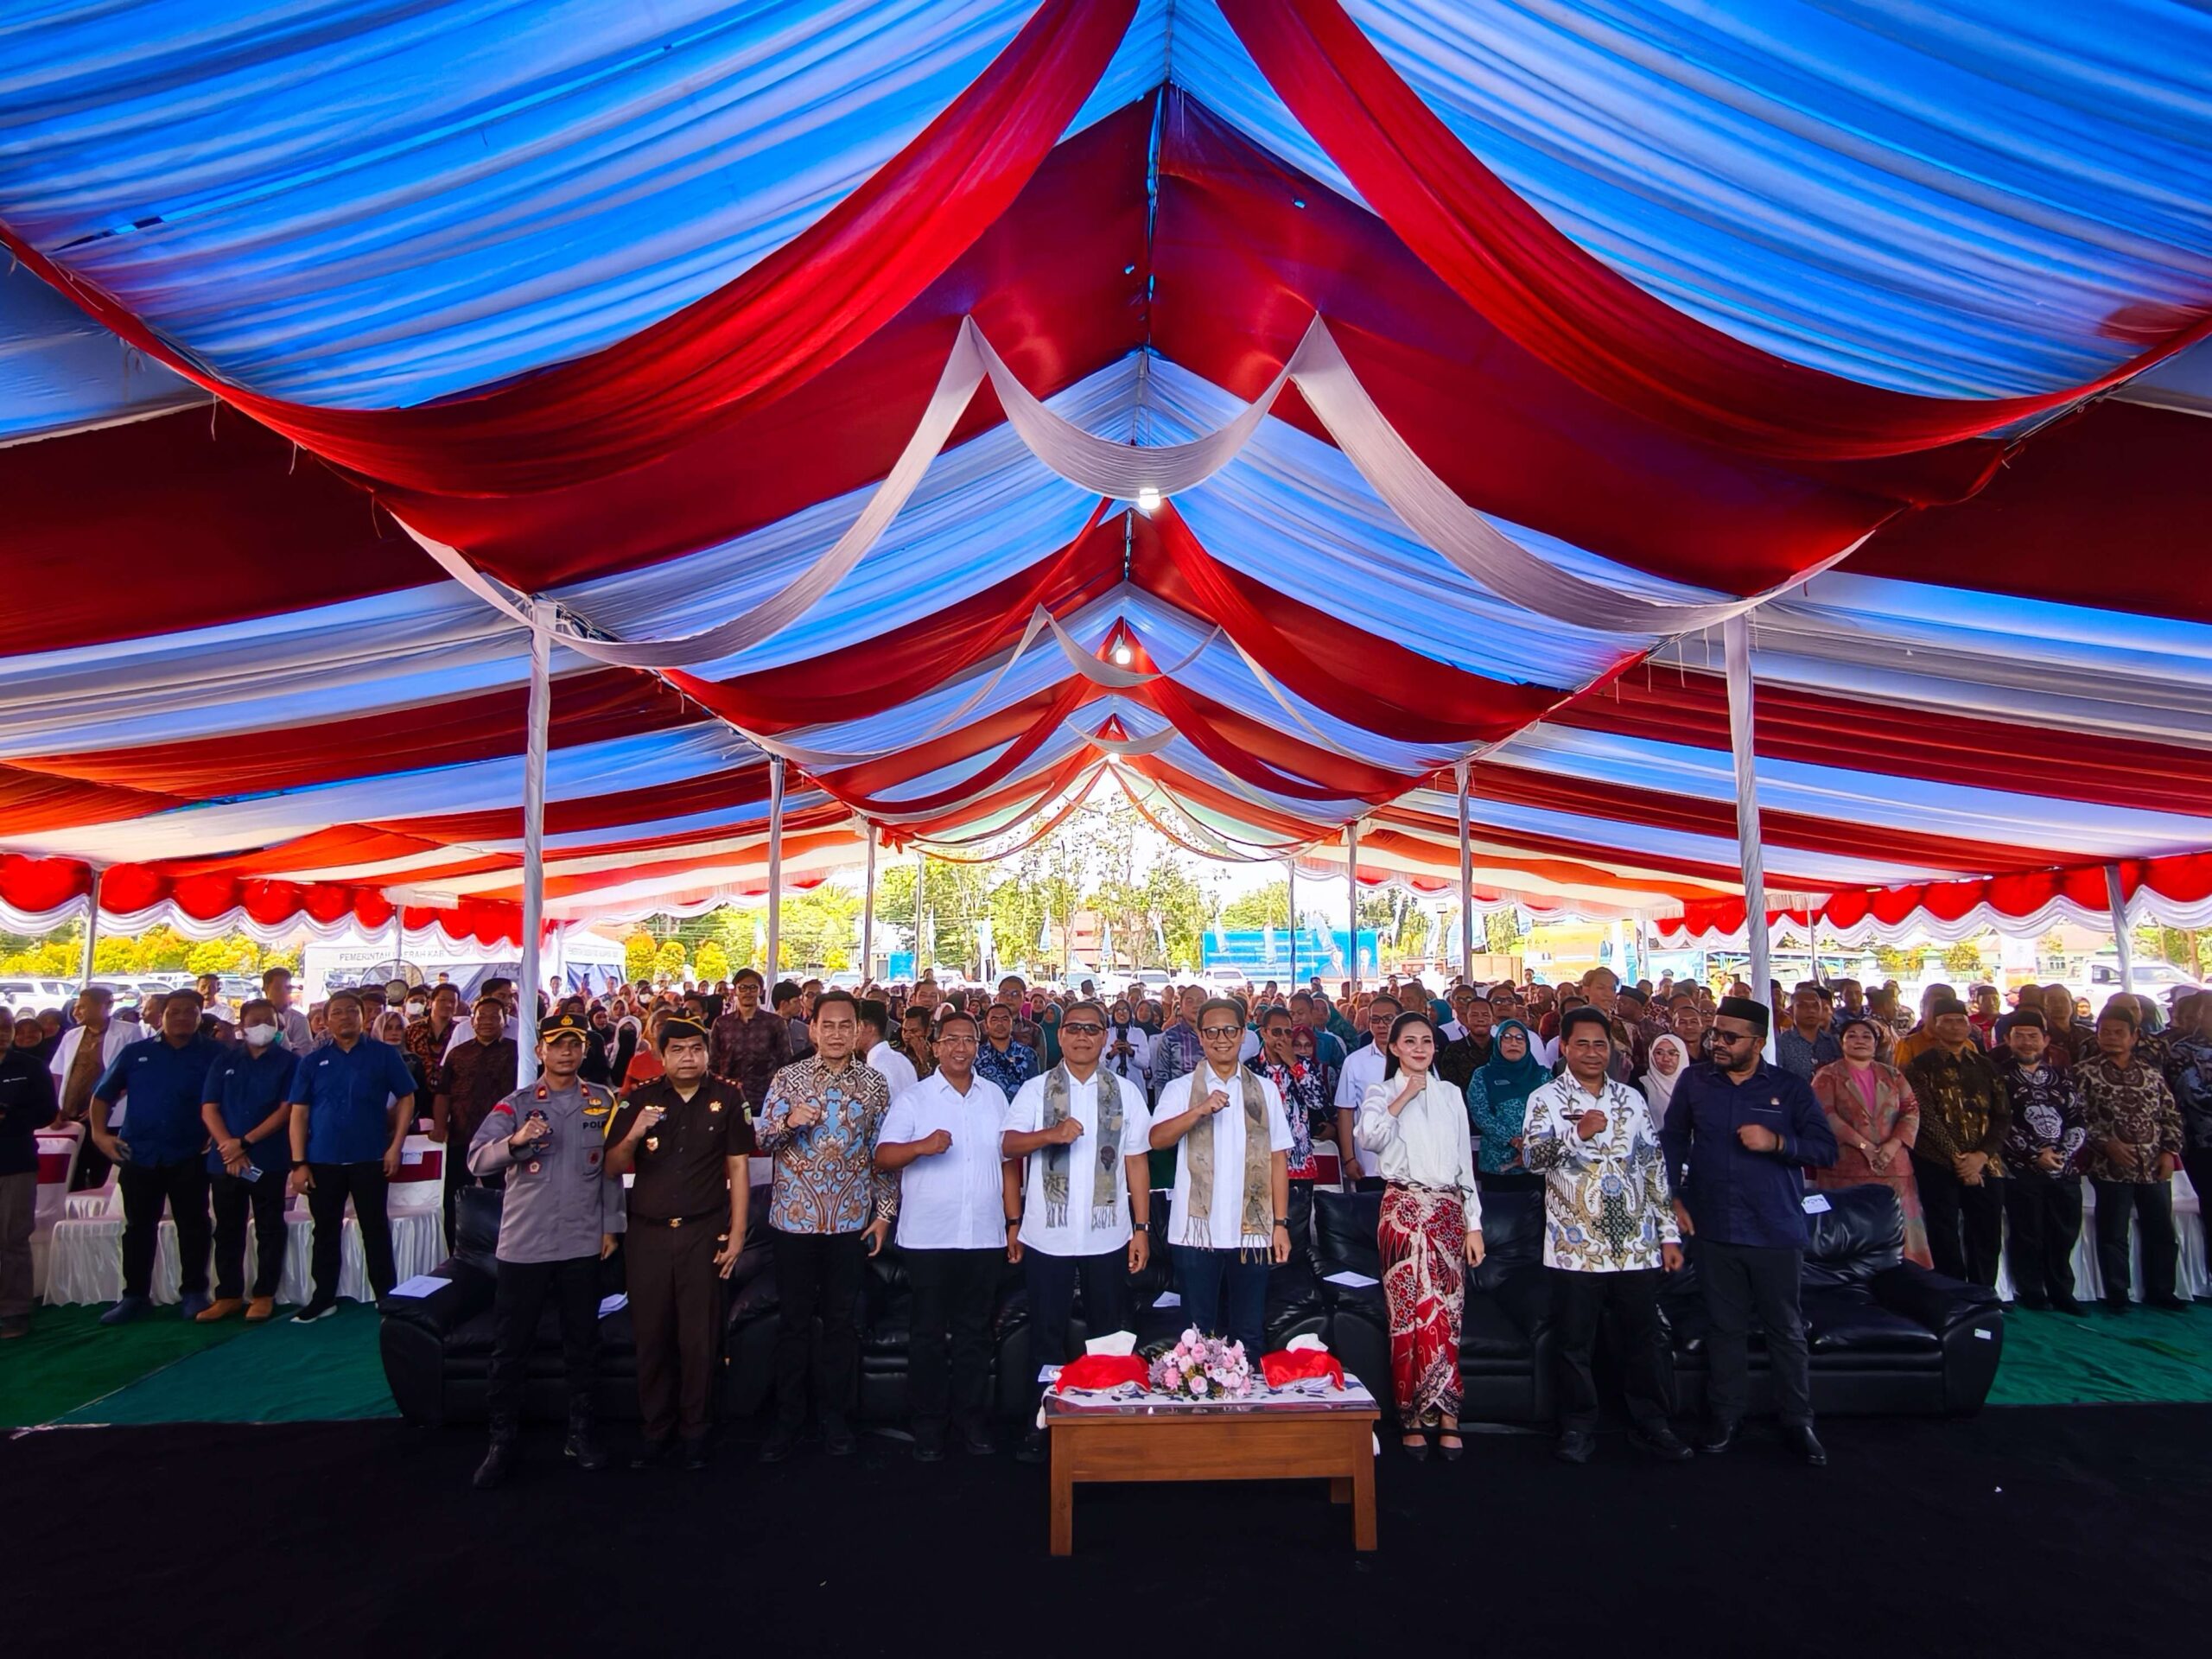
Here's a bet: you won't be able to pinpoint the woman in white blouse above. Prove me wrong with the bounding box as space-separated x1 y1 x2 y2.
1357 1012 1484 1460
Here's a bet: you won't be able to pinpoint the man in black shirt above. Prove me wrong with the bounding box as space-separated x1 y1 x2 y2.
604 1019 752 1470
0 1042 58 1338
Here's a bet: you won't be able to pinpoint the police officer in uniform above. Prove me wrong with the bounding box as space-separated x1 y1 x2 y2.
467 1012 625 1491
604 1018 753 1469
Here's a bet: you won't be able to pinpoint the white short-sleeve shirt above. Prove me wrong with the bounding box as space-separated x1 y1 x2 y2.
880 1071 1010 1252
1333 1042 1389 1175
1001 1067 1151 1259
868 1040 919 1102
1163 1065 1293 1250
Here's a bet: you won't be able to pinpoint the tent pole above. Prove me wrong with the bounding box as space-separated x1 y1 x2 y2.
860 823 877 983
1455 758 1473 982
518 600 553 1086
1345 821 1361 990
2105 864 2134 995
79 867 103 990
1722 615 1775 1056
1287 858 1298 988
766 755 786 982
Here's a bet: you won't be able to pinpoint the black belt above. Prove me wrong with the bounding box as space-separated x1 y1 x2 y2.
635 1211 723 1230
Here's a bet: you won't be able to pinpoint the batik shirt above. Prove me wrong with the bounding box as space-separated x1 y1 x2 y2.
709 1007 789 1114
1904 1046 2012 1177
1255 1056 1330 1179
756 1056 895 1234
1151 1021 1202 1101
2075 1056 2183 1183
2166 1033 2212 1151
1521 1074 1680 1272
1993 1057 2085 1178
973 1039 1038 1102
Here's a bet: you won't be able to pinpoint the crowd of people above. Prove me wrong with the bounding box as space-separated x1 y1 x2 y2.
2 957 2203 1484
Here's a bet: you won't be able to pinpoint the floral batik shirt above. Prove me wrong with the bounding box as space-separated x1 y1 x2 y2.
757 1056 895 1234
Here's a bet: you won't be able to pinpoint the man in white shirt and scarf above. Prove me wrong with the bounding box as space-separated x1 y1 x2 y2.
1149 997 1293 1360
1002 1001 1153 1464
1523 1007 1688 1465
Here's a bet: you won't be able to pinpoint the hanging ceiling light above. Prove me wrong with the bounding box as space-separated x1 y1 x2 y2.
1135 486 1161 512
1110 640 1135 666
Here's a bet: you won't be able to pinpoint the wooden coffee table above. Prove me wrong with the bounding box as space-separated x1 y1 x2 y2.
1043 1386 1379 1555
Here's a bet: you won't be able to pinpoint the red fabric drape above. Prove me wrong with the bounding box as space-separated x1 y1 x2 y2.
1216 0 2212 462
0 0 1135 496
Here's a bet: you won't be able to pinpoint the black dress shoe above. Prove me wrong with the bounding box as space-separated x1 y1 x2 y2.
682 1439 711 1471
2051 1294 2086 1316
759 1427 800 1464
1697 1421 1738 1455
958 1425 996 1458
2151 1294 2191 1312
564 1412 610 1473
912 1434 945 1463
1014 1428 1048 1465
630 1437 675 1471
473 1438 518 1491
2104 1298 2133 1316
1627 1423 1694 1462
1783 1425 1827 1467
823 1421 858 1458
1554 1429 1596 1465
2014 1295 2050 1313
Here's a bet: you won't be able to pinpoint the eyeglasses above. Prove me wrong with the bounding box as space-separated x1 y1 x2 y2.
1059 1021 1103 1036
1199 1025 1243 1039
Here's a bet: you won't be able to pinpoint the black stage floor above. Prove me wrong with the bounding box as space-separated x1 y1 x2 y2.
14 1407 2209 1656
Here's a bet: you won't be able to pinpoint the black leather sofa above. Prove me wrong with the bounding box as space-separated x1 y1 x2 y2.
1310 1179 2004 1424
383 1178 1997 1428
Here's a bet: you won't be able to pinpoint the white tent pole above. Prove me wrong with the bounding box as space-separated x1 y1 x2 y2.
1287 858 1299 987
860 823 877 982
2105 864 2135 995
1455 758 1474 982
766 755 786 982
1345 821 1361 990
79 867 104 990
1723 614 1775 1057
518 599 553 1086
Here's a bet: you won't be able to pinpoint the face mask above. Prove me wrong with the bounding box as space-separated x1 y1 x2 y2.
407 1002 427 1017
242 1024 279 1048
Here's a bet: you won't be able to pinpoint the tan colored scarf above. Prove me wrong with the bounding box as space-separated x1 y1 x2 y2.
1181 1066 1271 1254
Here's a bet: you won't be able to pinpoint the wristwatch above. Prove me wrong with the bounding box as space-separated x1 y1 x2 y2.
1273 1216 1290 1229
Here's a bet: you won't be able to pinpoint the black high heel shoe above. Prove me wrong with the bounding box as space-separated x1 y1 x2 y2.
1399 1427 1432 1461
1435 1426 1465 1461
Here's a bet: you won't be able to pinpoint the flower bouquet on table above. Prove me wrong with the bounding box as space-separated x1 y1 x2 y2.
1148 1327 1255 1402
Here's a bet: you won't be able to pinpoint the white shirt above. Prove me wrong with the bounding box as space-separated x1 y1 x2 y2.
881 1071 1011 1251
1334 1041 1389 1175
868 1040 919 1101
1356 1075 1481 1217
1002 1066 1151 1258
1101 1023 1152 1084
1238 1027 1262 1062
1163 1065 1293 1250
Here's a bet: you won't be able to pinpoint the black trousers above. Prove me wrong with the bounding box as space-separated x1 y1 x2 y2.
628 1219 722 1443
1549 1266 1673 1433
2001 1170 2082 1306
1915 1156 2004 1287
306 1160 394 1304
487 1253 601 1423
1696 1238 1811 1429
2186 1149 2212 1287
1022 1246 1129 1377
906 1246 1000 1439
209 1168 288 1300
2091 1179 2179 1304
771 1228 867 1431
118 1159 210 1300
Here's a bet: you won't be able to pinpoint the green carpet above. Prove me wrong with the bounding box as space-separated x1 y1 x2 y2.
1986 1299 2212 1406
53 1303 397 1425
0 1303 254 1427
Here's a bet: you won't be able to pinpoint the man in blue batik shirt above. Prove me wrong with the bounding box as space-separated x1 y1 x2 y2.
1661 995 1836 1467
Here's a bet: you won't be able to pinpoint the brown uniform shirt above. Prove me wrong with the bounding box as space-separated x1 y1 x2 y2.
609 1074 754 1224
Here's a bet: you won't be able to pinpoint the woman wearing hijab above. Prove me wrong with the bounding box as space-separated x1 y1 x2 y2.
1811 1016 1930 1267
1465 1019 1548 1191
1035 998 1063 1071
1640 1033 1690 1126
1357 1011 1483 1459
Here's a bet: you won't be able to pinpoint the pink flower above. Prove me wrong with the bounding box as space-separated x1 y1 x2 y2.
1191 1375 1209 1396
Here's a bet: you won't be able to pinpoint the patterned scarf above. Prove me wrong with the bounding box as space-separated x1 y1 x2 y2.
1041 1062 1126 1230
1181 1065 1272 1254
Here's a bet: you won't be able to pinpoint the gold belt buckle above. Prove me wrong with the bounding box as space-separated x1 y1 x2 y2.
671 1215 683 1228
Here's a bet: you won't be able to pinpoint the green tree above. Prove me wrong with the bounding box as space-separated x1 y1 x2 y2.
694 939 730 984
1872 944 1918 977
185 934 259 976
653 938 687 981
1941 941 1985 977
624 930 658 982
1219 880 1291 930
